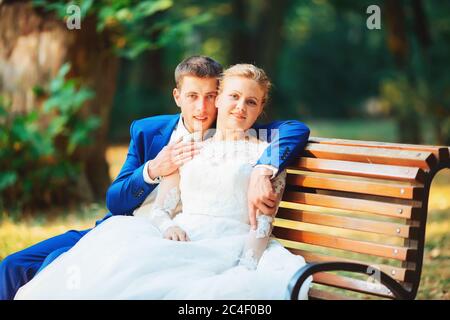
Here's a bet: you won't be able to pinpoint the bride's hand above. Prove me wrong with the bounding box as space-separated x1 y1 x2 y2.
163 226 190 241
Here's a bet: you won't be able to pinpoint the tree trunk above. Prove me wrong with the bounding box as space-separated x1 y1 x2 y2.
0 1 119 202
229 0 292 118
230 0 291 69
384 0 409 69
411 0 449 145
230 0 254 64
411 0 431 52
383 0 422 144
66 15 119 201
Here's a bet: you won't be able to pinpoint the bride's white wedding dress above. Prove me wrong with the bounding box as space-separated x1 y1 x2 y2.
15 138 311 300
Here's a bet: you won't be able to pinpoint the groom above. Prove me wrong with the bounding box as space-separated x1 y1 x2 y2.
0 55 310 300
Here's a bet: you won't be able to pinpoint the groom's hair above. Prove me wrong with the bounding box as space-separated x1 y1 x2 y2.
175 56 223 88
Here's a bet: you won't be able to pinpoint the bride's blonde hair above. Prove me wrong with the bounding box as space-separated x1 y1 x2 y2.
219 64 271 105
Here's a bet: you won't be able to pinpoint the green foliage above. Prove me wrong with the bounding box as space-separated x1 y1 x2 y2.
32 0 213 59
43 63 98 153
0 63 98 211
380 74 425 117
33 0 94 19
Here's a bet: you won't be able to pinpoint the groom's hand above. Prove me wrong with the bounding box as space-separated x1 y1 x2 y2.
247 167 278 230
147 138 201 179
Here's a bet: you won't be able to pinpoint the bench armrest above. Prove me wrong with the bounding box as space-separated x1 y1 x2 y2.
287 262 412 300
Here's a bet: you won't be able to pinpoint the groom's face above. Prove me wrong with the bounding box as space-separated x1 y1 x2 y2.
173 76 218 133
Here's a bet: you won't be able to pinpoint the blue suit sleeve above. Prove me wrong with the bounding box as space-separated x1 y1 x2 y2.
255 120 310 173
105 121 157 215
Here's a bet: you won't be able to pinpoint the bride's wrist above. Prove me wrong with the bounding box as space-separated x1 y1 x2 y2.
159 220 177 235
252 166 273 177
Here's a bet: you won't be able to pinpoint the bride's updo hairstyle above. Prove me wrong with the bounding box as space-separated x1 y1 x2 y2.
219 64 272 105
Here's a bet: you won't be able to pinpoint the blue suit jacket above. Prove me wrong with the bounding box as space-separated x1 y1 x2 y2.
97 114 309 225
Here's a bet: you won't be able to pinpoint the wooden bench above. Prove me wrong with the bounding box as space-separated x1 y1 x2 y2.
273 137 450 300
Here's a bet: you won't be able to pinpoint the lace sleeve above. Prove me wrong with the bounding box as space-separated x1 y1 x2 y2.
238 170 287 270
148 172 181 235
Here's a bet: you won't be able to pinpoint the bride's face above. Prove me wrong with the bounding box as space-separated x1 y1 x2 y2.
215 76 265 132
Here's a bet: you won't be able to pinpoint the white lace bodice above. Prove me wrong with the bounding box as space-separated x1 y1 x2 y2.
179 138 270 224
146 137 287 270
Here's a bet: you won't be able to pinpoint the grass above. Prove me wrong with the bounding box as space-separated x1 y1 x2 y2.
307 118 439 144
307 118 399 142
1 119 449 299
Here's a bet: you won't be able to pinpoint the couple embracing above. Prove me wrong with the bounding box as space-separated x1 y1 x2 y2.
2 56 312 300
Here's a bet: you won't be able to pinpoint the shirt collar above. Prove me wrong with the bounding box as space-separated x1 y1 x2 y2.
173 115 191 141
176 115 216 142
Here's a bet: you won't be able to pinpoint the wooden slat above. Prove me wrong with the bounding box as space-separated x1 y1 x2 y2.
303 143 437 170
286 171 422 200
291 158 425 182
309 137 450 163
282 191 418 219
313 272 395 299
287 248 411 282
308 287 355 300
277 208 418 238
272 227 415 261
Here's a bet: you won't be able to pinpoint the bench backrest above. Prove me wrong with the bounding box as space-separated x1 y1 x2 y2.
275 137 450 300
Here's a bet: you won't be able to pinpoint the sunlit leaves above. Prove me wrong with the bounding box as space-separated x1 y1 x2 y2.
32 0 211 59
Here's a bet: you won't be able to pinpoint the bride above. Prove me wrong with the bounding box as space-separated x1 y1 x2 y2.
14 64 311 300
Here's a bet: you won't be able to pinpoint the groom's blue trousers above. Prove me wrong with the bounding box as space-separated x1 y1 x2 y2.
0 228 90 300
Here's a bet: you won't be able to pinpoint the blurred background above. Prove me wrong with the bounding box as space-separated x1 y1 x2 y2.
0 0 448 298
